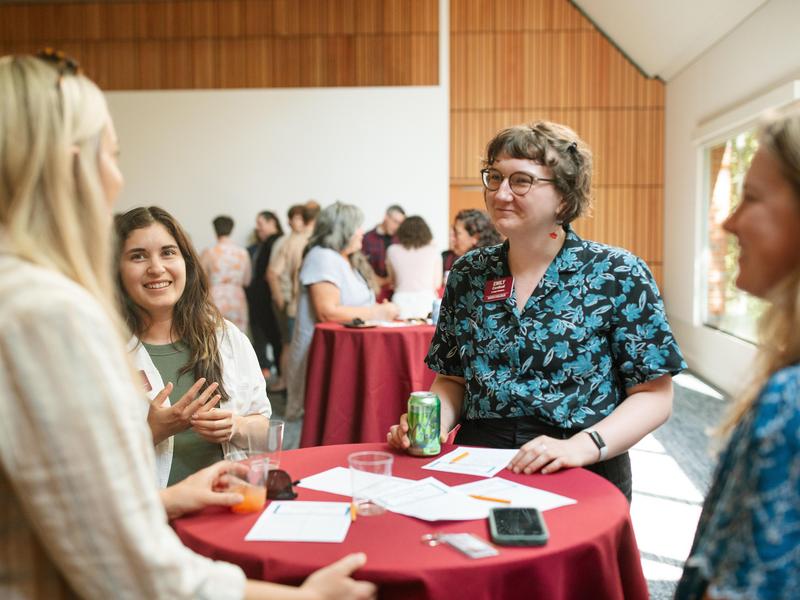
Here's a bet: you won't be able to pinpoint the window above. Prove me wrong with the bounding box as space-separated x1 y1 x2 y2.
694 80 800 344
702 130 765 343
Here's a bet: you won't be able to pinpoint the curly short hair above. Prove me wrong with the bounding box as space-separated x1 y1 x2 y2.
483 121 592 225
396 215 432 249
455 209 502 248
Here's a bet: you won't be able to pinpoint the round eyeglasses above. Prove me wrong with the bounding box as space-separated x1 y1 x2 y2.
480 168 555 196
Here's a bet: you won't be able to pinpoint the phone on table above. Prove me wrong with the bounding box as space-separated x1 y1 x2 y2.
488 507 549 546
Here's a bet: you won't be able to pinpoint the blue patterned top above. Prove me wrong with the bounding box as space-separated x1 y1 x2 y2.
675 365 800 600
425 227 686 427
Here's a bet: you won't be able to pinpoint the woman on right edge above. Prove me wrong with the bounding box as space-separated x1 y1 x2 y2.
389 121 686 500
675 109 800 599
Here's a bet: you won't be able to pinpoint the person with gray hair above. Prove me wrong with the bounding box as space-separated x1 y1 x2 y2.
284 202 399 421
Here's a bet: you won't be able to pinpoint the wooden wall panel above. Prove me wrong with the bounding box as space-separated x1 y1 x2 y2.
0 0 438 90
450 0 666 288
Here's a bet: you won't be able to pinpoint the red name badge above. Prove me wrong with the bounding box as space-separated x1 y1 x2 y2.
483 276 513 302
139 370 152 393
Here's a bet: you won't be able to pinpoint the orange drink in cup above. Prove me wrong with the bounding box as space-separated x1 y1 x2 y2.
231 482 267 513
230 459 267 514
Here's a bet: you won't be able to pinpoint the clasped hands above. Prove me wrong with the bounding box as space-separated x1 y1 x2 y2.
147 378 238 446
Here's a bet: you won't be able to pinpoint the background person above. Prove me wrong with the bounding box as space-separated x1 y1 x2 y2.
675 108 800 600
267 204 309 392
246 210 283 379
452 208 503 260
201 215 251 332
361 204 405 299
0 52 374 600
284 202 399 421
386 215 442 319
116 206 273 487
389 121 685 500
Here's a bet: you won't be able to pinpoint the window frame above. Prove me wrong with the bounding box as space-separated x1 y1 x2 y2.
692 80 800 342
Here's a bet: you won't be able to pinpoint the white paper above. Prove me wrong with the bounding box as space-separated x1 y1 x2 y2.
245 501 352 543
297 466 418 497
296 466 354 496
421 447 519 477
376 477 490 521
297 468 489 521
451 478 577 512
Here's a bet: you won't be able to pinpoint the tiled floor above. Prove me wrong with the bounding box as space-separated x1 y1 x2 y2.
631 373 728 599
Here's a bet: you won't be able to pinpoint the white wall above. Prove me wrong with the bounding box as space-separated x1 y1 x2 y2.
107 84 449 252
664 0 800 394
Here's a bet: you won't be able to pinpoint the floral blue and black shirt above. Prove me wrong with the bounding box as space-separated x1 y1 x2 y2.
675 365 800 600
425 226 686 428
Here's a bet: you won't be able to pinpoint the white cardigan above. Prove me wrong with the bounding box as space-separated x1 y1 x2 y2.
129 320 272 488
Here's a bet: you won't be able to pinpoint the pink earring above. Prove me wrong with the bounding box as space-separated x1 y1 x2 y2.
549 231 558 240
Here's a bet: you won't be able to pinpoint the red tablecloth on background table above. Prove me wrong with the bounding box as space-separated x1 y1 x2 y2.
173 443 648 600
300 323 437 447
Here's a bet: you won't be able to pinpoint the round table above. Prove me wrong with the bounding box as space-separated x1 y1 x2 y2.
173 443 648 600
300 323 437 447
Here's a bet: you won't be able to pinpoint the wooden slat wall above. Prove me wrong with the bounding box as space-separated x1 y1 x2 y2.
0 0 439 89
450 0 665 287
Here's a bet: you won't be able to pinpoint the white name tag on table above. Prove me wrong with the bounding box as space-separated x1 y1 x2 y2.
421 447 519 477
245 501 352 543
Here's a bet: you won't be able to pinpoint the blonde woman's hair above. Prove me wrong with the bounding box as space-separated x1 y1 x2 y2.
0 54 115 312
719 106 800 436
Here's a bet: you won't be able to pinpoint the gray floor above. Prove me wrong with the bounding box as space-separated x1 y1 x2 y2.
631 373 728 599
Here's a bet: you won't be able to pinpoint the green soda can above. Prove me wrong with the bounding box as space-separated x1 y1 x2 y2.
407 391 441 456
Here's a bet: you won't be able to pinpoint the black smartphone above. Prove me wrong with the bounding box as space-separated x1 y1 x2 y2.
488 507 549 546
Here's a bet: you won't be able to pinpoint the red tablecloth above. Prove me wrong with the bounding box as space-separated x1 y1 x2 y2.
300 323 437 447
173 443 648 600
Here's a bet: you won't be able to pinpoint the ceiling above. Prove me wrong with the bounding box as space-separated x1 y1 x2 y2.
572 0 768 81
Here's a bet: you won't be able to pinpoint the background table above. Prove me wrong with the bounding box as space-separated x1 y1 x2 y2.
300 323 437 447
174 443 648 600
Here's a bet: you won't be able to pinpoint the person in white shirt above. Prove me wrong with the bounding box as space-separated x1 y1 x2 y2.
0 52 375 600
386 215 443 319
115 205 272 488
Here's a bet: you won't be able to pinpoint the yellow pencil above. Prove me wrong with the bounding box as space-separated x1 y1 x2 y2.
450 451 470 464
469 494 512 504
350 501 357 522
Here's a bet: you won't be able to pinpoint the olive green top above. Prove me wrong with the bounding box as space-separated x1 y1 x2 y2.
144 341 222 486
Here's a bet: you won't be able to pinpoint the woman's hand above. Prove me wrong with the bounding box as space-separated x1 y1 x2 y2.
507 433 598 475
300 553 377 600
373 300 399 321
160 460 248 520
147 379 221 445
191 408 235 444
387 412 448 450
387 413 411 449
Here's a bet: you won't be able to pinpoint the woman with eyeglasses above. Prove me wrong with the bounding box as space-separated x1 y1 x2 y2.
284 201 399 421
0 53 374 600
675 109 800 600
389 121 686 500
115 206 273 488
